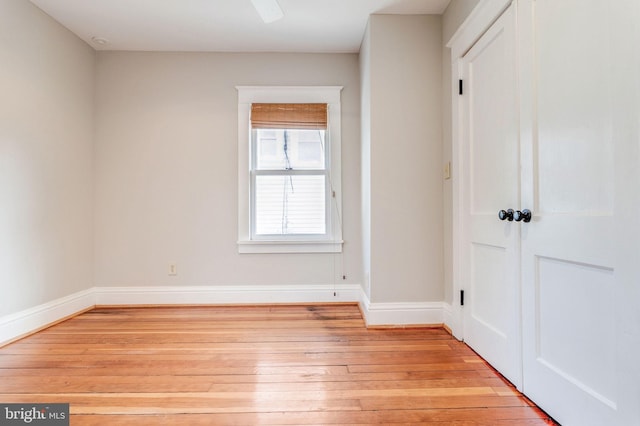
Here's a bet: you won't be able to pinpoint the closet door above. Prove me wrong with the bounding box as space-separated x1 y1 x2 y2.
518 1 635 424
460 3 521 387
455 0 638 424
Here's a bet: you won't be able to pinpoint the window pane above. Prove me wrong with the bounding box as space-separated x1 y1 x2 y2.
255 175 326 235
256 129 325 170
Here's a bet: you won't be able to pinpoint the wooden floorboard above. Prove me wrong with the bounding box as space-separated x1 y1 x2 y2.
0 304 557 425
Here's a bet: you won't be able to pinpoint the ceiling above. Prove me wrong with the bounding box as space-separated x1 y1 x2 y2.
28 0 451 53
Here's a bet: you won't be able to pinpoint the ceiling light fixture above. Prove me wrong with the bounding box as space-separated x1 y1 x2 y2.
91 36 109 46
250 0 284 23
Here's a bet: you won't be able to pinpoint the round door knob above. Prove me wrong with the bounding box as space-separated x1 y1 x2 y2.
514 209 532 223
498 209 514 221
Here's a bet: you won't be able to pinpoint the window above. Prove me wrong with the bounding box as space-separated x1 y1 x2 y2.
253 127 327 236
237 87 343 253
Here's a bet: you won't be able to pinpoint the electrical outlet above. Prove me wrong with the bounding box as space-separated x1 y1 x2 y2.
169 263 177 276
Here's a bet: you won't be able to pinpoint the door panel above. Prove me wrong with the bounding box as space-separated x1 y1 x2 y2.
536 257 616 405
471 243 509 334
534 1 614 216
520 0 619 424
468 20 518 215
461 3 520 387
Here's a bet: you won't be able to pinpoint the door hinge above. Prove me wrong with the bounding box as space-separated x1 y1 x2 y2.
459 79 463 95
460 290 465 306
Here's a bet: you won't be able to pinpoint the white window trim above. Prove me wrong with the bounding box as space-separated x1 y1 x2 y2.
236 86 343 254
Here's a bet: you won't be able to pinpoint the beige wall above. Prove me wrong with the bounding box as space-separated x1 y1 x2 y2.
2 2 456 317
0 0 95 316
360 23 372 299
361 15 443 303
442 0 481 304
94 52 362 288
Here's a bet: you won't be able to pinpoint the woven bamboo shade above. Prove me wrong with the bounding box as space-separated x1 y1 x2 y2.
251 103 327 130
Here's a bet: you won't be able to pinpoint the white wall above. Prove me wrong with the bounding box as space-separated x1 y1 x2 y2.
0 0 95 317
94 52 361 289
441 0 481 304
361 15 443 303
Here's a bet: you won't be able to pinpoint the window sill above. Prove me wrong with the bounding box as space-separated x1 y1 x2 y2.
237 240 343 254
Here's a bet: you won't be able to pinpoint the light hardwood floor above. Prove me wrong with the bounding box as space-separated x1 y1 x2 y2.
0 304 557 425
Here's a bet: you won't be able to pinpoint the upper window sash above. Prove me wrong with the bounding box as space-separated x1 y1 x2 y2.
252 129 328 171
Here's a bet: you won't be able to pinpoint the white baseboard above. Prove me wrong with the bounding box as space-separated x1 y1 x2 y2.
442 302 463 340
1 284 450 345
359 293 445 326
0 288 95 346
94 284 363 306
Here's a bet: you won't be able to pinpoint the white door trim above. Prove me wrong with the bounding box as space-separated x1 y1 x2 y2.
447 0 512 59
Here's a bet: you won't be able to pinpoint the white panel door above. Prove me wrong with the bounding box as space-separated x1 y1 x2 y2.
518 1 638 424
460 3 521 387
456 0 639 424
